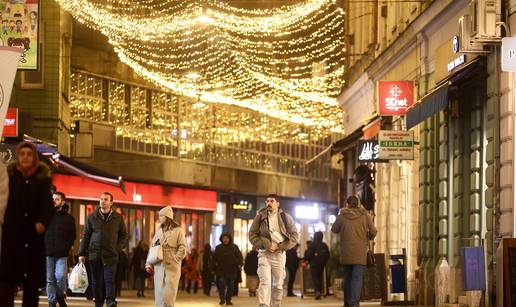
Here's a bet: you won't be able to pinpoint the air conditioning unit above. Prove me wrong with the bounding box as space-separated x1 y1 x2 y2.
469 0 501 43
459 15 485 53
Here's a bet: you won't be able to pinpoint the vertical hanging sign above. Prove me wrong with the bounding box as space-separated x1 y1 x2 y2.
0 47 22 136
1 0 40 70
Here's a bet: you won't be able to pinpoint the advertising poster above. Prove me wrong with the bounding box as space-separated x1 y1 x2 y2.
377 80 414 116
0 47 22 136
0 0 39 70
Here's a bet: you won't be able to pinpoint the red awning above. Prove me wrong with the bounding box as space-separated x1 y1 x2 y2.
53 174 217 211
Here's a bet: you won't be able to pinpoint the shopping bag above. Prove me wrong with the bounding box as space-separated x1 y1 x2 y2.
68 263 89 293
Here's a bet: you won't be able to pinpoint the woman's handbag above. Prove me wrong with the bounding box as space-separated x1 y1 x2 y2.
366 241 375 267
147 239 163 265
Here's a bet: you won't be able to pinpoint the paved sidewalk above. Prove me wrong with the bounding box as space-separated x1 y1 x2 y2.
15 292 393 307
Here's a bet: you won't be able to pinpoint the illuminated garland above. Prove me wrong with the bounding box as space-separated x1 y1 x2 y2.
56 0 346 130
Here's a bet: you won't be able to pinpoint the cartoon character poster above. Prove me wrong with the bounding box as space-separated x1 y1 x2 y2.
0 0 39 70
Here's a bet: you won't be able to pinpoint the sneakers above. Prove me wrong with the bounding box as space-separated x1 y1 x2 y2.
219 300 225 305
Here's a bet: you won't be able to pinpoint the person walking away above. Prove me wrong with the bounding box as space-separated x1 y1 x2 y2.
185 248 199 293
131 240 149 297
249 194 299 307
78 192 128 307
244 248 259 297
145 206 186 307
304 231 330 300
115 249 128 297
213 233 243 306
285 244 300 297
0 142 55 307
198 244 214 296
331 195 377 307
45 192 76 307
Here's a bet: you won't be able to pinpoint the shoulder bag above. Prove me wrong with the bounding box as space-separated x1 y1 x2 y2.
147 238 163 265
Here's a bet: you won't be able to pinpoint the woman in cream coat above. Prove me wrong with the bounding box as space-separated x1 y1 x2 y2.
146 206 186 307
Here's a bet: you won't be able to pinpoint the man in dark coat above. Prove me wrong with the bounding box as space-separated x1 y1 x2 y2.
304 231 330 300
45 192 76 307
285 244 300 297
0 142 55 307
199 243 214 296
213 233 243 306
78 192 128 307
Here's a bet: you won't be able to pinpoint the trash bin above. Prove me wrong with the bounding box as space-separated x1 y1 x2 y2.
390 263 406 294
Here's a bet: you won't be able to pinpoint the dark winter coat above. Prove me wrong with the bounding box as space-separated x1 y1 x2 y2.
212 233 243 280
304 232 330 269
44 207 76 257
243 250 258 276
131 246 149 278
0 163 54 286
78 208 128 266
285 247 300 271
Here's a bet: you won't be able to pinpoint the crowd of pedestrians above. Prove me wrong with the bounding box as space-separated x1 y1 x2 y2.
0 142 377 307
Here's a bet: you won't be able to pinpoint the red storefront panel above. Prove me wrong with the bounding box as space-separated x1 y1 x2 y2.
53 174 217 211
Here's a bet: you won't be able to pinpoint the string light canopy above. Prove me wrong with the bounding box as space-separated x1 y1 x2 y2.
56 0 346 131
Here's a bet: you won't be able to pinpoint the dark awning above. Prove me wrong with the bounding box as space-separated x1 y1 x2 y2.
406 84 448 129
406 59 482 130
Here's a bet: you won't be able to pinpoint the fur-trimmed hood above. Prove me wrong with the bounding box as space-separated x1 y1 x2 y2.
7 161 51 180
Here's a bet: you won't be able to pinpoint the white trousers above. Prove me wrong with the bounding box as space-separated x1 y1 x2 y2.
257 250 286 307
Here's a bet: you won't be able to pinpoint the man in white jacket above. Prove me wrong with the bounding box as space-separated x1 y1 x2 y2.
0 162 8 260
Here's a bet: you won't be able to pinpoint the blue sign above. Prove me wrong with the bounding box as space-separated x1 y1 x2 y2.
461 246 486 291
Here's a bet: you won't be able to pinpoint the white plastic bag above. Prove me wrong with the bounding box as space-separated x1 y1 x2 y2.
68 263 89 293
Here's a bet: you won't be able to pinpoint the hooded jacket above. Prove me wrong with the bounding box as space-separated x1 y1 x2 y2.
0 162 55 286
304 231 330 268
331 207 377 265
248 208 299 252
213 233 243 279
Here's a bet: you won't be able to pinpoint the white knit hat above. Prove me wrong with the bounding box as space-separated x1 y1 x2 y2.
159 206 174 220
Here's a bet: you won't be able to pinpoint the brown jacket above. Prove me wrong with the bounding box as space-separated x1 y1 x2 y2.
331 207 377 265
249 208 299 252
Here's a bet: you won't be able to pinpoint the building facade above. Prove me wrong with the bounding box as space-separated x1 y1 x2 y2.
340 0 508 306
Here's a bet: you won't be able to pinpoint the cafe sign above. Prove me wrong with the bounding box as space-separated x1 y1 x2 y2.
378 130 414 160
378 81 414 116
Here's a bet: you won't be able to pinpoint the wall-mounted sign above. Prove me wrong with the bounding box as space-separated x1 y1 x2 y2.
378 130 414 160
2 108 17 137
212 202 226 225
502 37 516 72
357 140 380 162
0 0 40 70
378 81 414 116
448 54 466 72
232 200 250 210
452 35 459 53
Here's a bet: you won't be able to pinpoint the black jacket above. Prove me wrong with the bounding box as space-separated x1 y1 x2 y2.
45 207 76 257
244 250 258 276
304 232 330 268
0 163 55 286
212 233 243 279
78 208 128 266
285 248 300 271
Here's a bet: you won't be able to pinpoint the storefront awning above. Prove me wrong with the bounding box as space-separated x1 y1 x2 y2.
406 60 482 130
406 84 449 130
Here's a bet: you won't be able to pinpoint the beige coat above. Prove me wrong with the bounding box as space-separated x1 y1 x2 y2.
249 208 299 252
148 226 186 307
331 207 377 265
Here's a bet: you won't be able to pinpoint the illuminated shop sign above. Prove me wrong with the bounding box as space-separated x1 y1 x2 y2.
232 200 250 210
378 81 414 116
357 140 380 162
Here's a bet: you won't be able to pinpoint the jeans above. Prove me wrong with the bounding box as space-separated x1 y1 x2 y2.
257 251 286 307
216 276 235 303
342 265 365 307
89 260 117 307
46 257 68 303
